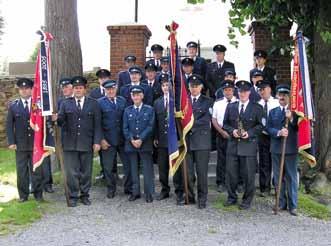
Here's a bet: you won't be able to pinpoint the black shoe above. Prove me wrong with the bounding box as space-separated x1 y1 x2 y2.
107 191 115 199
128 194 141 202
18 197 28 203
146 194 153 203
239 203 251 210
188 196 196 204
35 196 44 202
224 200 237 207
124 190 132 195
289 209 298 216
95 173 105 181
81 197 91 206
68 200 77 207
156 192 169 201
198 201 206 209
217 184 226 193
176 195 185 206
44 186 55 193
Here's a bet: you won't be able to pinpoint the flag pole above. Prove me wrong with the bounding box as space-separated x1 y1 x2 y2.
182 158 189 205
37 29 70 206
273 117 289 215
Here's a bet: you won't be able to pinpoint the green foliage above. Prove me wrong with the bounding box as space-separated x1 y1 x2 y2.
298 193 331 220
28 44 40 62
187 0 204 4
0 148 17 186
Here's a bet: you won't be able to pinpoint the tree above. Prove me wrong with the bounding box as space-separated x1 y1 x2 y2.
28 44 39 62
189 0 331 181
45 0 83 101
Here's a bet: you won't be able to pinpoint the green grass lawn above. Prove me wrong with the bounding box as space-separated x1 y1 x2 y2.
0 148 50 235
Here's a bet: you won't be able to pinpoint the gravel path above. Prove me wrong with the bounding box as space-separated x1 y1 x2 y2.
1 183 331 246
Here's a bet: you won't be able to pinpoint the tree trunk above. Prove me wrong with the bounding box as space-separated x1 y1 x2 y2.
315 0 331 180
45 0 83 102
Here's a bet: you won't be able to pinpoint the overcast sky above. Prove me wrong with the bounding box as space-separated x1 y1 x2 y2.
0 0 254 80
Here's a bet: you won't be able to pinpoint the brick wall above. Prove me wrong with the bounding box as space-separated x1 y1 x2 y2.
107 24 152 79
248 21 291 84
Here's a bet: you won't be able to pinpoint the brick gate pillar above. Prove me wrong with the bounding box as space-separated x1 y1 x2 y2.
107 24 152 79
248 21 291 85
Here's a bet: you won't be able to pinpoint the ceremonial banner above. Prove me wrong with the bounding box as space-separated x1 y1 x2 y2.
290 31 316 167
166 22 194 175
30 30 55 170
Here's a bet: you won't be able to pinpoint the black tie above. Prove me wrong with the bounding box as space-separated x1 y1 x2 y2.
227 99 231 104
110 98 116 106
149 82 153 87
24 100 29 114
218 63 221 69
77 99 82 112
157 60 160 67
102 88 105 96
135 107 139 114
240 104 244 118
165 97 168 110
263 100 268 118
193 97 197 105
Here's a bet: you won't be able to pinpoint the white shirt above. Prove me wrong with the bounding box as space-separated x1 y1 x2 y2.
21 97 31 112
147 80 155 86
134 103 143 112
185 73 192 79
258 96 279 116
191 94 201 103
155 59 160 66
163 94 169 108
75 96 85 108
217 61 224 68
108 96 117 104
257 65 265 72
213 96 237 125
238 100 249 113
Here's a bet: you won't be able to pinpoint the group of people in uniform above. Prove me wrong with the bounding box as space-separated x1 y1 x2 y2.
6 41 299 215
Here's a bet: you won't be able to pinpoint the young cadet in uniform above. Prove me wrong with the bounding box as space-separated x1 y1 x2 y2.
89 69 111 99
214 70 238 100
206 44 235 97
223 80 263 210
143 62 162 102
118 55 137 89
123 85 155 203
149 44 164 72
156 56 171 83
120 66 152 106
186 75 213 209
256 80 279 197
267 84 299 216
186 41 207 80
98 80 131 198
182 57 194 89
57 77 73 109
154 74 183 202
250 50 277 95
249 69 263 103
89 68 112 181
55 76 102 207
212 80 237 193
6 78 44 202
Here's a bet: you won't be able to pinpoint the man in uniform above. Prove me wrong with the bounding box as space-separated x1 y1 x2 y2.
256 80 279 197
98 80 131 198
143 62 162 102
249 69 263 103
56 76 102 207
250 50 277 95
149 44 164 72
206 44 235 98
123 85 155 203
267 84 299 216
182 57 194 89
214 70 238 99
118 55 137 89
223 80 263 209
186 41 207 80
6 78 44 202
212 80 237 193
120 66 152 106
89 69 112 181
156 56 171 83
186 75 213 209
154 74 183 202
